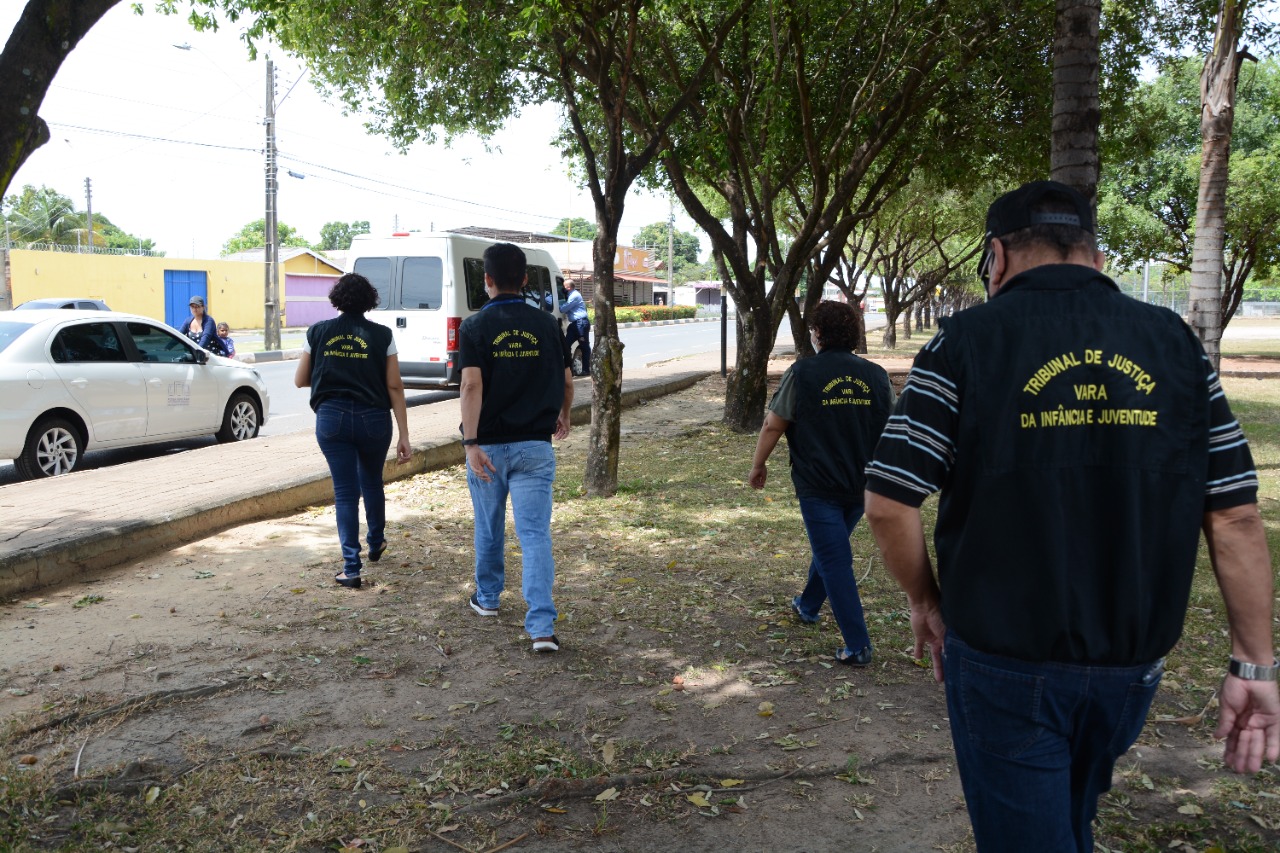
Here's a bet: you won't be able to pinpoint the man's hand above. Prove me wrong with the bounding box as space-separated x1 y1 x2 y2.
466 445 496 482
554 412 571 440
909 601 947 684
748 464 767 490
1216 675 1280 774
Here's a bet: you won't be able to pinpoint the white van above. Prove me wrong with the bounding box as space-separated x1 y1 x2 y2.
348 232 568 388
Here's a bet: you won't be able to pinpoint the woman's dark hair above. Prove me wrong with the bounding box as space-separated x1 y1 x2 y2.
810 300 859 351
329 273 380 313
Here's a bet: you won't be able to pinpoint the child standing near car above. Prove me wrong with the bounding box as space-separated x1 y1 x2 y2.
217 323 237 358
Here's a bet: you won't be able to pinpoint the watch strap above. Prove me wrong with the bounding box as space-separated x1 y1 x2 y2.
1228 656 1280 681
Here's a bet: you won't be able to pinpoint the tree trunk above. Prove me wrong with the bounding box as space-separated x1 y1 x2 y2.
0 0 121 199
854 305 868 354
723 302 776 432
1050 0 1101 205
786 297 814 359
585 231 625 495
1189 0 1249 371
881 308 899 348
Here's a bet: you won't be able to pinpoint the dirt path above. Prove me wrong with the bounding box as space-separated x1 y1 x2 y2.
1 371 1270 852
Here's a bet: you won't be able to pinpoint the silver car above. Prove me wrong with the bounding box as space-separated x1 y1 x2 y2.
0 310 270 479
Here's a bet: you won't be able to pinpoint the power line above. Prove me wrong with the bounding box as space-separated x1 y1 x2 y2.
47 122 260 153
277 152 566 222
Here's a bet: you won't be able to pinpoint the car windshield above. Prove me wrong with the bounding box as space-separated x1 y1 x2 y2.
0 320 36 355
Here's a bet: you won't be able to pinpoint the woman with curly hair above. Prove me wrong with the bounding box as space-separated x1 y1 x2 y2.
295 273 412 588
749 300 894 665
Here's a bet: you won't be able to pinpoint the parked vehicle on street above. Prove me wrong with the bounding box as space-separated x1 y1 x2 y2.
15 297 111 311
0 310 270 479
348 232 568 388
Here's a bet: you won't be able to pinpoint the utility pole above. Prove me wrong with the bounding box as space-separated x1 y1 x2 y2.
263 57 282 350
84 177 94 254
666 198 675 307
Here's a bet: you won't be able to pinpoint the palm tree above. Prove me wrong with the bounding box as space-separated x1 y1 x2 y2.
1051 0 1102 206
7 186 82 245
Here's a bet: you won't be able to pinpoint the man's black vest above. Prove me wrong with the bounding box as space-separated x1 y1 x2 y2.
936 264 1210 664
785 349 894 502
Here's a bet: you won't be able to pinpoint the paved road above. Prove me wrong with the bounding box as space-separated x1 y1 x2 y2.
0 319 735 485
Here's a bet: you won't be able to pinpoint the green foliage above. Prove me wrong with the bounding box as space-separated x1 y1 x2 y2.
1099 57 1280 294
2 185 82 244
222 218 311 256
632 221 705 285
551 217 596 241
315 220 370 251
611 304 698 323
632 222 699 266
2 184 157 251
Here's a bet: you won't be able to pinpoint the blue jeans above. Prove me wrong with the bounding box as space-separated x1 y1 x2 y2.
566 317 590 371
314 399 393 575
467 441 558 637
795 496 872 654
944 632 1163 852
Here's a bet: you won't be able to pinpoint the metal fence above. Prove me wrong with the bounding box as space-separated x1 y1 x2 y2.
0 241 161 257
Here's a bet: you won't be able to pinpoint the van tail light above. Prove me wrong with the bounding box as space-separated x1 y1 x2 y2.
446 316 461 350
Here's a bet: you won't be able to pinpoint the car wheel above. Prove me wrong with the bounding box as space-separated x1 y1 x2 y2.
216 392 261 443
571 343 587 377
19 417 84 479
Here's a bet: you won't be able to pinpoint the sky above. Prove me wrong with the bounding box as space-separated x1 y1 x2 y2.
2 3 697 260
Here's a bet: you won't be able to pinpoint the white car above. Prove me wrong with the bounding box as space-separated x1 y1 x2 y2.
0 310 270 479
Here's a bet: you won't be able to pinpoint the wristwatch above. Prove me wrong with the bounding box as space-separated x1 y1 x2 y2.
1228 656 1280 681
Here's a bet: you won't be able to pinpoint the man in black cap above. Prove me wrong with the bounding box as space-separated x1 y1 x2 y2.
863 181 1278 851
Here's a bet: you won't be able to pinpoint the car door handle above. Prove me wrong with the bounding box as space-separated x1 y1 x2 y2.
69 378 88 388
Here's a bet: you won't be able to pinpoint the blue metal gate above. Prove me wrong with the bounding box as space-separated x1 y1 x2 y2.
164 270 209 330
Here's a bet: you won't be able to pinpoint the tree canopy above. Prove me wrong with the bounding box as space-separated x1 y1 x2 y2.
316 220 370 252
1099 56 1280 321
550 217 596 242
3 183 157 252
222 218 310 256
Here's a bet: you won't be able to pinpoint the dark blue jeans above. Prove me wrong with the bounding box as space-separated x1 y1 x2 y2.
315 399 393 575
565 317 590 371
944 632 1163 852
795 496 872 654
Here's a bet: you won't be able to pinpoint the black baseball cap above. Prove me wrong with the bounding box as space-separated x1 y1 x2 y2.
977 181 1093 284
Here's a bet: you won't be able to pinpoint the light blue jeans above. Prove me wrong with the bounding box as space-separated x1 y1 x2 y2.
467 440 558 638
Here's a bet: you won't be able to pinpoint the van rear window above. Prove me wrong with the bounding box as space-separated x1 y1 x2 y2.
402 257 443 310
464 258 488 310
525 266 554 311
354 257 393 310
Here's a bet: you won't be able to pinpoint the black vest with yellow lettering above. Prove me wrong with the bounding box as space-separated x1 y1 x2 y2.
936 264 1210 665
785 348 894 502
306 312 393 412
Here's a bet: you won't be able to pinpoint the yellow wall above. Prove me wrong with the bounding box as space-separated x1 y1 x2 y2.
6 250 340 329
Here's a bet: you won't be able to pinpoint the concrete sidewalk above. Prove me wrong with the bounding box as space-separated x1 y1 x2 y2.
0 353 730 598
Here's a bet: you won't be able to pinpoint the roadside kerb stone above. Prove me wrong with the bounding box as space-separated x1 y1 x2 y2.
0 368 711 599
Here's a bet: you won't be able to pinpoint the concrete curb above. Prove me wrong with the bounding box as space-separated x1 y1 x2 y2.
0 371 713 598
235 318 724 362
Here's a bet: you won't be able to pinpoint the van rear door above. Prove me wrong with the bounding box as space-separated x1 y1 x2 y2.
356 253 451 387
